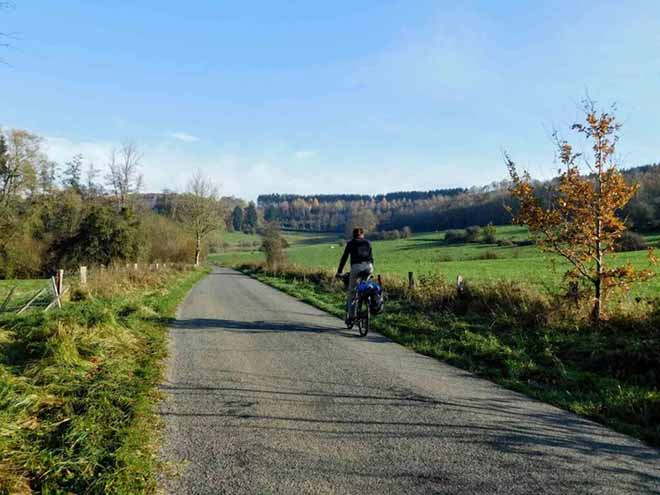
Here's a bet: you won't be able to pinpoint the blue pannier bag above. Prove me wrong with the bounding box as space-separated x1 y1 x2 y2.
357 280 384 314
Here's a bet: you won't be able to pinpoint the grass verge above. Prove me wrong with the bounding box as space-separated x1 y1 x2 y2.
236 263 660 448
0 266 208 494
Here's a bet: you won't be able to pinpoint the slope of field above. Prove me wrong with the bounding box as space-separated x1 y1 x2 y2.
209 227 660 298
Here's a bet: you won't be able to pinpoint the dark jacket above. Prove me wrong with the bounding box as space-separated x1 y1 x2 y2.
337 238 373 273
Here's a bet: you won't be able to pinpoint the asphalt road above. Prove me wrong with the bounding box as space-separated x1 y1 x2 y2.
159 267 660 495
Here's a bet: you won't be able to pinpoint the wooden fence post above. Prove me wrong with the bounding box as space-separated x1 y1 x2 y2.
56 269 64 296
50 276 62 309
80 266 87 286
456 275 465 296
408 271 415 290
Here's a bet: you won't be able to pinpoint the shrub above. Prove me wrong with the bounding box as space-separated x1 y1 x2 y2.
370 230 402 241
59 206 142 267
482 223 497 244
615 231 648 252
401 226 413 238
262 222 287 271
476 250 499 260
465 226 482 243
445 229 467 244
140 213 194 262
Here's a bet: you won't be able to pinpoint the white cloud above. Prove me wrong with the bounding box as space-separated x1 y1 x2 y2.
168 132 200 143
43 136 115 167
40 135 493 202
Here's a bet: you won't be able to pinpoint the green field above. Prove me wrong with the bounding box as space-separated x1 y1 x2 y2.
0 279 51 313
210 226 660 298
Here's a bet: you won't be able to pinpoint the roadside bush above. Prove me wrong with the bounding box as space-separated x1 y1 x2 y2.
58 205 142 268
262 222 287 271
140 213 194 262
615 231 648 252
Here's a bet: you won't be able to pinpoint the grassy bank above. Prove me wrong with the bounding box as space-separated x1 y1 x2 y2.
0 266 207 494
237 263 660 448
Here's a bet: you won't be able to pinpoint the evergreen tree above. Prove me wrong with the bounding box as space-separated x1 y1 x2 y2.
264 204 278 222
244 202 258 233
63 154 84 192
231 205 244 231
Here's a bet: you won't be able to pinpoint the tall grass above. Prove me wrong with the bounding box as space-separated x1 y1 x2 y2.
237 262 660 447
0 265 207 494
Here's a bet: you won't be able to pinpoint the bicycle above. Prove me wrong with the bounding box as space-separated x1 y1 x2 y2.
339 271 383 337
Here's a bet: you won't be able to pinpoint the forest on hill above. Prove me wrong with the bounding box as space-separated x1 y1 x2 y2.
252 164 660 234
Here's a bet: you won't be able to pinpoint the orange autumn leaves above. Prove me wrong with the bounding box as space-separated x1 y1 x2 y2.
507 101 656 319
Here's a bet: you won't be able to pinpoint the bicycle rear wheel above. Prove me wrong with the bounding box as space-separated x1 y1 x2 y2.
358 300 370 337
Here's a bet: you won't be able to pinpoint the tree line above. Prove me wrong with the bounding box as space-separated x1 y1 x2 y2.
253 165 660 235
0 128 229 278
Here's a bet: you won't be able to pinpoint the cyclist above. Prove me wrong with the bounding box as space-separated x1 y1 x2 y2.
336 227 374 323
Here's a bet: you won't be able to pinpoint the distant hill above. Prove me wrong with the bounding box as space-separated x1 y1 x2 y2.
254 164 660 234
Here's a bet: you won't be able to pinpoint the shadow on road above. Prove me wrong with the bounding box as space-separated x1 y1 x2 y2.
159 380 660 492
170 318 392 344
171 318 333 334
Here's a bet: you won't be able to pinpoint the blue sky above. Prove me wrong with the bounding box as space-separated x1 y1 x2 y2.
2 1 659 199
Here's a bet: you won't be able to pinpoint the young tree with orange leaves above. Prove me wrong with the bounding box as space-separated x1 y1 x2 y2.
507 100 655 321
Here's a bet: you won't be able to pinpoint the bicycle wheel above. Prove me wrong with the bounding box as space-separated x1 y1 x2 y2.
358 300 370 337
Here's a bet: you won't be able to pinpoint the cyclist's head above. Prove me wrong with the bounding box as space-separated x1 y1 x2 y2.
352 227 364 239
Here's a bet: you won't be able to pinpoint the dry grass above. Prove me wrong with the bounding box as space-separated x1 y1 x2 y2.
0 265 206 494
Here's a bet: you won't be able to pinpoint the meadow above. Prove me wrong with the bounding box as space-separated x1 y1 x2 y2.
210 226 660 299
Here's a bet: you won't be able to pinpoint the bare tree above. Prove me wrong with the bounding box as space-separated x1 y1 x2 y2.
0 129 41 206
0 2 14 65
85 163 102 197
177 171 223 266
106 141 143 209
